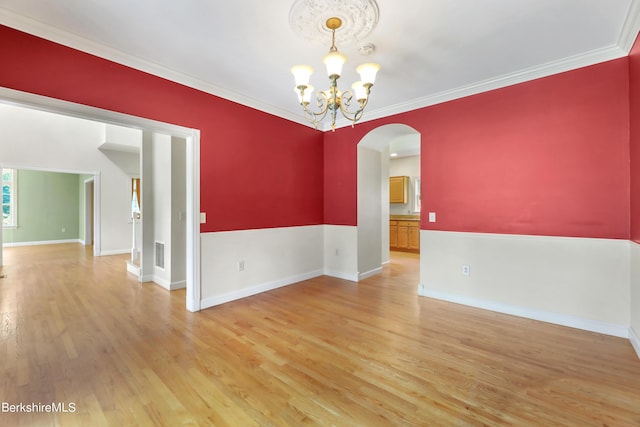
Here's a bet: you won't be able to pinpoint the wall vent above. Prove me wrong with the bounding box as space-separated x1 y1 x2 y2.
155 241 165 270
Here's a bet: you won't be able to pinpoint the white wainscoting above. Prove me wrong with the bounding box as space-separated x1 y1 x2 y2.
419 230 630 338
200 225 325 309
323 225 358 281
630 327 640 359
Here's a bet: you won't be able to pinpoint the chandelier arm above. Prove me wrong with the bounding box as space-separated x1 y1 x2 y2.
301 92 331 128
303 106 330 128
338 89 369 126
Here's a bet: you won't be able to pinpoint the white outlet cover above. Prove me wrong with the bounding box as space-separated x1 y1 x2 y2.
200 212 206 224
428 212 436 222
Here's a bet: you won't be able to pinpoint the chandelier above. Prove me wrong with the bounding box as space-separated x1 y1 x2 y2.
291 17 380 131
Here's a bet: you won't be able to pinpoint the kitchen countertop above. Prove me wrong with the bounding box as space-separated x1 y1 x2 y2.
390 215 420 221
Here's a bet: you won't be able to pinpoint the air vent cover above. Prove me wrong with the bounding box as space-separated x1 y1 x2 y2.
155 241 165 270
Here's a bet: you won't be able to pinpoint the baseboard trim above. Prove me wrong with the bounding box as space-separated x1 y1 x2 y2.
359 267 383 281
200 269 324 309
152 276 171 290
2 238 81 247
420 286 629 338
170 280 186 291
630 327 640 360
126 260 140 277
323 269 358 282
139 274 154 283
99 248 130 256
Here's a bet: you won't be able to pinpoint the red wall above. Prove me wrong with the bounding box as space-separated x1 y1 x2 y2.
325 59 631 239
0 25 324 232
1 25 632 239
630 34 640 243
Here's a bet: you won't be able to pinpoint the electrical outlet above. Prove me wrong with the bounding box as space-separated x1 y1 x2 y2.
238 260 245 272
462 265 470 276
61 227 66 233
200 212 206 224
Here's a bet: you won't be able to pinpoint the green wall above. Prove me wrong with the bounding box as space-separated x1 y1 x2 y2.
3 170 80 244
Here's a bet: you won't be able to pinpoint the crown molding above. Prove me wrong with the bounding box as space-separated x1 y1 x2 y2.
618 0 640 53
332 44 629 130
3 4 640 133
0 8 312 128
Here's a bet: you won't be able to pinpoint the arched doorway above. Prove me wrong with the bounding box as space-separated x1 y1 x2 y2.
357 124 421 286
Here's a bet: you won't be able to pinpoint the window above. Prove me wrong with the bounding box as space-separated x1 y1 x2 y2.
2 168 17 227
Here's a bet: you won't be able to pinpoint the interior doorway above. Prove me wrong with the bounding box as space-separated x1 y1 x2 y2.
0 87 201 312
1 168 98 250
357 124 421 287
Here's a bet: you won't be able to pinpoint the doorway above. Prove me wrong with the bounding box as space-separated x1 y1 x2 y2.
0 87 201 312
1 168 98 250
357 124 421 287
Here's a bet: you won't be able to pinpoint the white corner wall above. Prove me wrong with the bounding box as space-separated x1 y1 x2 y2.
170 137 187 290
324 225 358 281
151 133 172 288
358 146 383 280
420 230 631 337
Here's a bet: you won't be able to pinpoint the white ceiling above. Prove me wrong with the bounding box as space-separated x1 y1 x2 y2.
1 1 639 131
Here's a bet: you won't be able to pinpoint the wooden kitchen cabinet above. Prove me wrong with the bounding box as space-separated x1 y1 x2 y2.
390 219 419 252
389 220 398 247
389 176 409 203
408 224 420 250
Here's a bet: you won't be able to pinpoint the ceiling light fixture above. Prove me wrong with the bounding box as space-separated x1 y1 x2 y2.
291 17 380 131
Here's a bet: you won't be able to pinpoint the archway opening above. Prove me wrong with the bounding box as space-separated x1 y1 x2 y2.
357 124 421 287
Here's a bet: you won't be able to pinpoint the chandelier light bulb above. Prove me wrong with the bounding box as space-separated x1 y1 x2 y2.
323 51 347 78
352 81 368 101
291 65 314 88
294 85 314 104
356 63 380 86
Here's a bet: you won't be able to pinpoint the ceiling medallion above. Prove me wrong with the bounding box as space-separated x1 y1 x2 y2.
289 0 380 46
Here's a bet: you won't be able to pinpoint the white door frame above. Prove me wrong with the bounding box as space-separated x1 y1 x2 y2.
0 87 201 312
83 176 96 249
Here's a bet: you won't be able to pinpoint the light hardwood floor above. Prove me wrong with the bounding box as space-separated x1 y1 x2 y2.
1 244 639 426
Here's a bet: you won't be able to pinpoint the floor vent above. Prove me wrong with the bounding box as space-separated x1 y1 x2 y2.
155 241 165 270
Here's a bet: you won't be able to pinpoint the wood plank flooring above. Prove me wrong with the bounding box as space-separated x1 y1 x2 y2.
1 244 639 426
